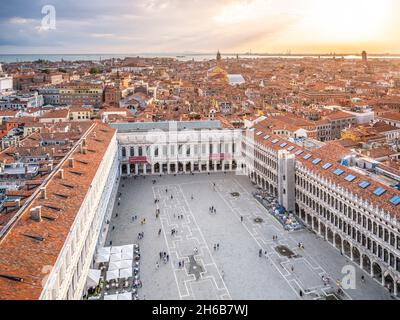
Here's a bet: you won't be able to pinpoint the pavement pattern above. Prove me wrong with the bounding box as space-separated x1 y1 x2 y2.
105 173 392 300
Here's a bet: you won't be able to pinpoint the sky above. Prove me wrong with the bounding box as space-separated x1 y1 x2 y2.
0 0 399 54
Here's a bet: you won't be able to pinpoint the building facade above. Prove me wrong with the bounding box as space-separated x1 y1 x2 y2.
240 126 400 297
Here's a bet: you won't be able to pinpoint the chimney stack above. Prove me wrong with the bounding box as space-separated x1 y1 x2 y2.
58 169 64 179
69 158 74 168
30 206 42 222
40 186 47 199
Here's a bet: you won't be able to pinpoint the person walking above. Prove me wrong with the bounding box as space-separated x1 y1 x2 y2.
240 216 243 222
217 243 220 250
158 228 162 236
259 249 262 257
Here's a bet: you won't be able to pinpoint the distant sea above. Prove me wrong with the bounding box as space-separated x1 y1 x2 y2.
1 53 400 63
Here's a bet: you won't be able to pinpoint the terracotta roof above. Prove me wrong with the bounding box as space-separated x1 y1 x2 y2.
249 124 400 219
0 121 116 300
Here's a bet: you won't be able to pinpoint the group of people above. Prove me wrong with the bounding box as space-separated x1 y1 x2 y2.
209 206 217 214
137 232 144 240
171 228 178 236
213 243 220 251
158 251 170 265
258 249 268 257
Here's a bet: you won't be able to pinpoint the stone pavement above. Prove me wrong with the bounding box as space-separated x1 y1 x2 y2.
105 173 392 300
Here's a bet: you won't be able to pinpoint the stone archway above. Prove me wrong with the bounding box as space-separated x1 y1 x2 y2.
327 228 334 244
295 203 300 215
384 273 395 294
343 240 351 258
372 262 383 283
352 246 361 264
362 254 371 273
335 233 342 249
312 217 318 232
186 162 191 172
320 223 326 239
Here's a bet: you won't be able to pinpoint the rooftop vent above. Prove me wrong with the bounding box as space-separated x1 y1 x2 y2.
22 233 45 241
30 206 42 222
0 274 24 283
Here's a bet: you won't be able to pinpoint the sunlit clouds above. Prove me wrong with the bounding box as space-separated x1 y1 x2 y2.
0 0 398 54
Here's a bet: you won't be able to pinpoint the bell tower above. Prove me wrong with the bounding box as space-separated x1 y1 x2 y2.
216 50 221 64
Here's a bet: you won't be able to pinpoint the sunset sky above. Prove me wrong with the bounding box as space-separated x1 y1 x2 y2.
0 0 399 54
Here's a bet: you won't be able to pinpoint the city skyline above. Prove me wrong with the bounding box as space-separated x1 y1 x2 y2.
1 0 400 54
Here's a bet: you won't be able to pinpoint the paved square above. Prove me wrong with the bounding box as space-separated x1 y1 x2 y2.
105 173 392 300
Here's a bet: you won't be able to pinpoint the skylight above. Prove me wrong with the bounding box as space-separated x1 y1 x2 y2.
280 142 288 147
345 175 356 182
256 131 263 136
271 139 279 144
322 163 332 170
373 187 386 197
295 150 304 156
287 146 295 151
263 135 270 140
312 158 321 165
359 181 370 189
333 169 344 176
303 154 312 160
389 196 400 206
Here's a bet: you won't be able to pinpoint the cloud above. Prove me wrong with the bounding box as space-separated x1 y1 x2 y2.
0 0 398 54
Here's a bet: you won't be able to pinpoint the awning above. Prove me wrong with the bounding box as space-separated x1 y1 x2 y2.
117 292 132 300
108 261 122 271
104 294 118 300
110 253 122 262
110 246 123 254
119 268 132 279
120 260 133 269
121 244 134 255
106 269 119 281
98 247 111 256
121 252 133 260
95 252 110 264
87 269 101 288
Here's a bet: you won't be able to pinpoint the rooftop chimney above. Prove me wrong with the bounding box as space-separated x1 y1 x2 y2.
69 158 74 168
58 169 64 179
30 206 42 222
40 186 47 200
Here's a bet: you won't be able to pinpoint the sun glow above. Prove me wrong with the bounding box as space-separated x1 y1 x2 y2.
305 0 392 42
214 0 272 24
